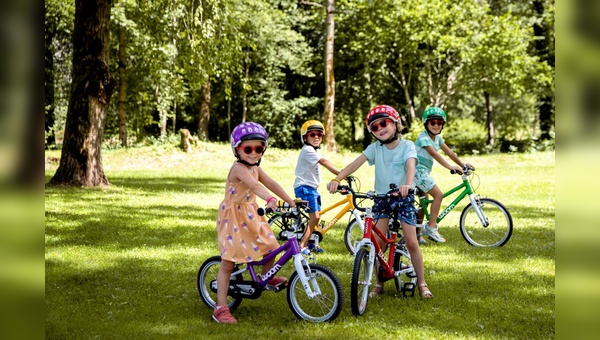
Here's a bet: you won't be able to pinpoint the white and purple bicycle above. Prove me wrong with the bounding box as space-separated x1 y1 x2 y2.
197 202 344 322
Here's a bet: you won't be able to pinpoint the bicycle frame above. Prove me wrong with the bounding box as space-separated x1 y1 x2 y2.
355 209 398 282
230 232 320 298
419 172 485 225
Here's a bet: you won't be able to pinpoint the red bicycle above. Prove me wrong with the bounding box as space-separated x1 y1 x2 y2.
339 184 418 316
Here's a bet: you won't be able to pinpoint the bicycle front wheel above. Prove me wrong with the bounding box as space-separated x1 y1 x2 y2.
287 264 343 322
344 217 363 255
351 248 374 316
197 256 243 310
460 198 513 247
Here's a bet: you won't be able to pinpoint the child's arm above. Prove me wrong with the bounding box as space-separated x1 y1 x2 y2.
423 145 463 174
440 143 474 170
318 158 341 176
327 154 367 193
231 163 276 205
401 157 416 197
256 167 296 208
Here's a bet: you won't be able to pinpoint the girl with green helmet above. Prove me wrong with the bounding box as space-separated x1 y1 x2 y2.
414 107 474 244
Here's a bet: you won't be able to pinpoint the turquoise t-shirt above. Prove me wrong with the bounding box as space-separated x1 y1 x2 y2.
414 130 444 173
363 139 417 194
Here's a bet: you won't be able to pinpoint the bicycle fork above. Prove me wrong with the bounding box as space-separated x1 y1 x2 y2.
293 253 321 298
468 194 489 227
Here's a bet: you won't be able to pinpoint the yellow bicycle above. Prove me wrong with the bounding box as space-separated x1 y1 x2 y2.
268 176 367 254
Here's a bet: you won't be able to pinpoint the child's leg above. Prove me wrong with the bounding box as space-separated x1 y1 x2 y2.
299 211 319 249
423 185 446 243
401 223 425 285
217 259 235 307
427 185 444 228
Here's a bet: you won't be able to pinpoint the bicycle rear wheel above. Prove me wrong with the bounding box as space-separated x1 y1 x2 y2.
268 214 304 241
460 198 513 247
350 248 374 316
197 256 243 310
393 240 417 295
287 264 343 322
344 217 363 255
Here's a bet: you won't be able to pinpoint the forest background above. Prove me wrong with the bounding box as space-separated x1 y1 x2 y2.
45 0 554 156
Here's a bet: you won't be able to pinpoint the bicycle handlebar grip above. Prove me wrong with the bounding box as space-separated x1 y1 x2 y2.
257 207 274 216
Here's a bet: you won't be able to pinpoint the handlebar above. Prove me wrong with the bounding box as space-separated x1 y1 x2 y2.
257 199 308 216
338 184 416 213
450 165 475 175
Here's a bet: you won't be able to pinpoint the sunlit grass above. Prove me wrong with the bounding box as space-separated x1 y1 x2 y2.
45 144 554 338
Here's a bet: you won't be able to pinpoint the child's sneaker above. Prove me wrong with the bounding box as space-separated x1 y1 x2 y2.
213 306 237 324
307 243 325 253
267 276 287 287
417 233 427 244
301 247 311 256
423 224 446 243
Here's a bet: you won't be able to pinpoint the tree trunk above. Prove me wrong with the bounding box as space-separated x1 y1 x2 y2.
118 23 128 147
45 22 56 148
484 91 495 146
533 0 554 140
242 62 249 123
49 0 115 187
198 80 211 141
323 0 336 151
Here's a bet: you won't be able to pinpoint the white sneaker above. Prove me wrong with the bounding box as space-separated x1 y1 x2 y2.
423 224 446 243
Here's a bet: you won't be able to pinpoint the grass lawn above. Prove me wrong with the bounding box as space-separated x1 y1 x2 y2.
45 142 554 339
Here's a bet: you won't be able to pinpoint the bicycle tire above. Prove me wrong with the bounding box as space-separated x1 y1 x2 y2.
392 240 417 294
197 256 243 310
287 264 344 322
268 214 304 241
459 198 513 247
350 248 373 316
344 217 363 255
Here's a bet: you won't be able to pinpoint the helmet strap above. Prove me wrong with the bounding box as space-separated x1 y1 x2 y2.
303 140 320 150
425 125 443 136
236 158 261 167
377 133 398 145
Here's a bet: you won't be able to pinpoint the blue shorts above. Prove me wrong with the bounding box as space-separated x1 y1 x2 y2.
414 168 436 192
294 185 321 213
372 195 417 226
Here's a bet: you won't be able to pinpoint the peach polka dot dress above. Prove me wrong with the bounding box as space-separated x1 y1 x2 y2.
216 165 280 263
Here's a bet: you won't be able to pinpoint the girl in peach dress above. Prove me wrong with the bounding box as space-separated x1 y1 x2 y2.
213 122 296 324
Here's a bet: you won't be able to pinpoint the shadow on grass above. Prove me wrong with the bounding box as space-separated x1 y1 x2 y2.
45 174 554 338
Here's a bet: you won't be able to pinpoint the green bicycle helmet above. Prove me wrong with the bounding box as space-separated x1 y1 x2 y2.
421 107 447 123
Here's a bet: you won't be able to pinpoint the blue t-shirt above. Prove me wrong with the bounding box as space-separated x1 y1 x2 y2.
414 130 444 173
363 139 417 194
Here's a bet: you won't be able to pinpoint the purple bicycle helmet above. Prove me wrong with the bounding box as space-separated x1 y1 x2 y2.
230 122 269 157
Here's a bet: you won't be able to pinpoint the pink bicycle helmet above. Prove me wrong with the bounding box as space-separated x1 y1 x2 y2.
230 122 269 157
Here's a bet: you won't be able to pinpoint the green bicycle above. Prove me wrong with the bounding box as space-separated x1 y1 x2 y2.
345 166 513 248
417 166 513 247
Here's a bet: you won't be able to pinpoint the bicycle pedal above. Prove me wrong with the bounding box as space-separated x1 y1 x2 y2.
265 282 288 292
402 282 416 297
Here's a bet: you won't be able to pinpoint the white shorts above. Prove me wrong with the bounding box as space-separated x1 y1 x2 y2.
414 168 436 192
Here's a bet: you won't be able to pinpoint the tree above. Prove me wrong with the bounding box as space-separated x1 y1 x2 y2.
49 0 115 187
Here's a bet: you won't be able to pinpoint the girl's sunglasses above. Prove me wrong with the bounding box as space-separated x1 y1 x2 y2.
428 119 444 126
308 132 324 138
240 145 265 154
370 119 393 132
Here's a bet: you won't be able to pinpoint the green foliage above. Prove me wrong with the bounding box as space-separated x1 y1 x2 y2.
405 118 488 155
441 118 488 155
44 0 554 151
